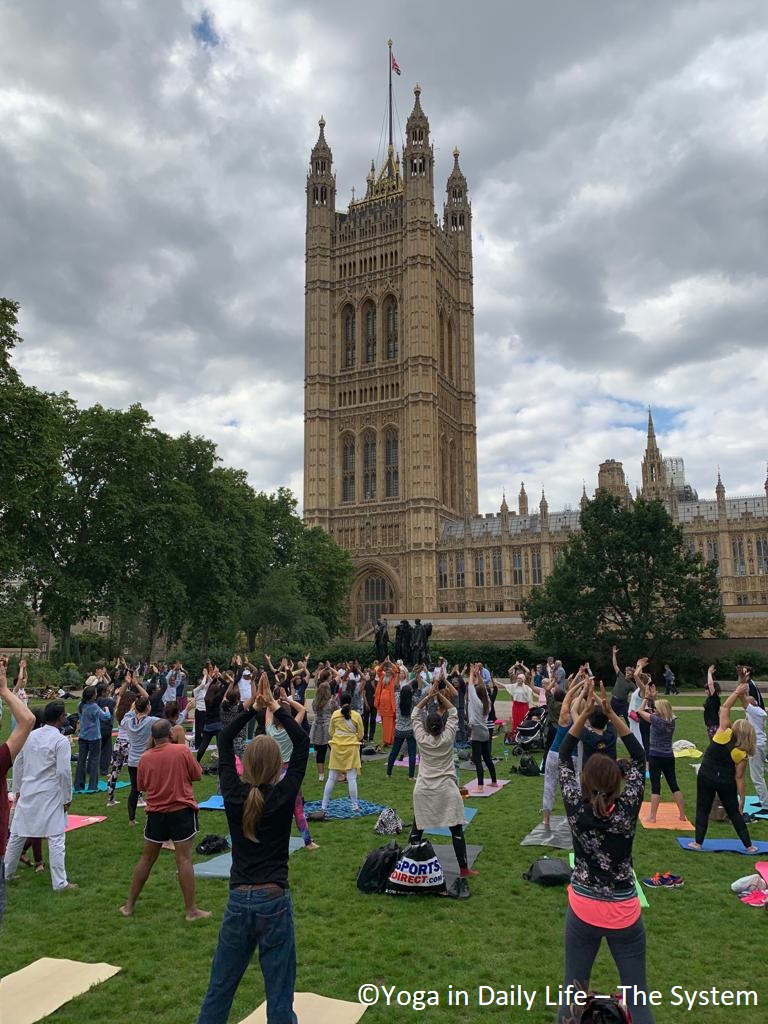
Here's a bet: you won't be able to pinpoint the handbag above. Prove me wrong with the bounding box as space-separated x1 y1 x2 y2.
374 807 404 835
385 839 447 896
522 856 572 886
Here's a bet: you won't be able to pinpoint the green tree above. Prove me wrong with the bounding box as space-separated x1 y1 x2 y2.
522 494 725 659
0 297 22 382
294 526 355 636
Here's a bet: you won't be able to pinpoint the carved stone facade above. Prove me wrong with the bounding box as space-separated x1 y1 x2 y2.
303 90 768 640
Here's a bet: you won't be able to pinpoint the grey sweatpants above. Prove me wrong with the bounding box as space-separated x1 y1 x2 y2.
559 906 655 1024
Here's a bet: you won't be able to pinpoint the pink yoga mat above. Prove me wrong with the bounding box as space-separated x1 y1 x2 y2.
394 756 420 768
65 814 106 832
462 779 510 797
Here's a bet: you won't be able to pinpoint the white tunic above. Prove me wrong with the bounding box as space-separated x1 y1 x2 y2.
411 706 465 830
10 725 72 837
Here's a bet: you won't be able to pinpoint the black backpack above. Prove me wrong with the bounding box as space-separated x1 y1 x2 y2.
523 856 572 886
510 754 540 776
356 841 402 894
580 995 632 1022
195 834 230 856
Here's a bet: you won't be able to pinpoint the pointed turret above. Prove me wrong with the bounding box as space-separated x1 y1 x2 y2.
500 492 509 514
404 84 434 196
519 482 528 517
307 116 335 213
539 489 549 516
641 407 667 500
580 482 590 510
716 471 726 501
444 147 471 237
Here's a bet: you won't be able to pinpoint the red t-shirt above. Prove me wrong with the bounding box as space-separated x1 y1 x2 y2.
137 742 201 813
0 742 12 857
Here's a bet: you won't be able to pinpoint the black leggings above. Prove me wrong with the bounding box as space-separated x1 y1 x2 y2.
128 765 140 822
362 706 376 742
194 709 206 749
409 824 467 871
471 739 496 786
649 755 679 796
694 772 752 847
315 743 329 766
196 727 220 763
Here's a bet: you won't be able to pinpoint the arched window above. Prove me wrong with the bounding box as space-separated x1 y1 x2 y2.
358 575 395 631
364 301 376 364
385 297 398 360
447 318 454 380
362 432 376 501
439 311 445 373
449 440 457 508
440 434 449 505
343 307 356 368
342 435 355 503
385 429 399 498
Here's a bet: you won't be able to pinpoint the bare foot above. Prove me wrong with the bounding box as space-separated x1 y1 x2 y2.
746 845 759 854
679 816 688 822
119 904 134 917
128 820 136 827
185 908 212 922
304 842 320 851
35 864 45 873
687 842 702 851
645 818 657 824
107 800 119 807
490 782 500 788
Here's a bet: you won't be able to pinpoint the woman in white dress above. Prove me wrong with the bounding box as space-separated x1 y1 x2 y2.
409 683 477 878
5 701 77 891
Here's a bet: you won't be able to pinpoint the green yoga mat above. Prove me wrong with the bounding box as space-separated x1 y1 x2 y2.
568 852 648 908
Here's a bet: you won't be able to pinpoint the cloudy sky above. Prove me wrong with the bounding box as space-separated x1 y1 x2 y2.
2 0 767 513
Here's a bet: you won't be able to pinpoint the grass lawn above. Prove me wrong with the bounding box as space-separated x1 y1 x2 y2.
2 702 766 1024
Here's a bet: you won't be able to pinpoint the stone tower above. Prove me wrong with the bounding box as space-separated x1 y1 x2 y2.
640 410 668 501
303 87 479 633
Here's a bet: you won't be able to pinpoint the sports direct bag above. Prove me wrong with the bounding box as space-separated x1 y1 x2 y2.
374 807 404 835
356 841 402 894
385 839 447 896
523 856 572 886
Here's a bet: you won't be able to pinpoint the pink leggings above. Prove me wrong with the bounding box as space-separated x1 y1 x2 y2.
281 763 312 846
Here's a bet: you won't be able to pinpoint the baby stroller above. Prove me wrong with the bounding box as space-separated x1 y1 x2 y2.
505 705 546 756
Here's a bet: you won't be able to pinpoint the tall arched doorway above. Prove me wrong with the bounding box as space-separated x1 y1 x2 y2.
355 572 396 634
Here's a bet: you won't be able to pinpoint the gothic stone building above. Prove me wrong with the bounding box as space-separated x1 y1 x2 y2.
303 87 768 641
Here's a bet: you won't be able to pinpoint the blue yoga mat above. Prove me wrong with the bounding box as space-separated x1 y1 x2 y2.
303 798 385 820
676 837 768 855
744 796 768 818
194 838 303 878
425 806 478 837
199 794 225 810
73 780 129 794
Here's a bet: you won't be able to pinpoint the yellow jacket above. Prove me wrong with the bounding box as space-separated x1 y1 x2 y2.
328 709 364 771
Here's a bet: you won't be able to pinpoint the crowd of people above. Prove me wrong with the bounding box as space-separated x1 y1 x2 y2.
0 649 766 1023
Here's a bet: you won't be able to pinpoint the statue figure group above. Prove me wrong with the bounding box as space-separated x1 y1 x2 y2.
374 617 432 667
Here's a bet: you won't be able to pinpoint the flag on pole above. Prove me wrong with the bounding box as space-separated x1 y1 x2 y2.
391 52 401 75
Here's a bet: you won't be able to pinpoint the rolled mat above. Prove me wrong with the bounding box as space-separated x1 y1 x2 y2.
0 958 120 1024
639 803 695 831
65 814 106 832
425 806 478 836
238 992 368 1024
676 837 768 855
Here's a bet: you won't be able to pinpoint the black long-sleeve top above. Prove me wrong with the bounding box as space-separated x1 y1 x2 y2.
218 705 309 889
558 730 645 901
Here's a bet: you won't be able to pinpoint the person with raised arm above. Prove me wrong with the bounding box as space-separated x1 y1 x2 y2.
0 657 36 927
688 669 758 852
558 680 653 1024
541 678 586 834
196 674 309 1024
703 664 721 741
610 644 636 724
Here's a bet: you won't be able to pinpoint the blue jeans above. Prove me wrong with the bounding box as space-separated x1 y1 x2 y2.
387 731 417 776
74 737 102 791
197 888 297 1024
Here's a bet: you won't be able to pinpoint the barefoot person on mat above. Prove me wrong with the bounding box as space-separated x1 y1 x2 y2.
687 671 758 854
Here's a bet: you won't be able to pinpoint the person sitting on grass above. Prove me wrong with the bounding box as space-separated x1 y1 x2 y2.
119 719 210 922
636 697 687 824
409 681 477 877
196 673 309 1024
558 680 653 1024
687 671 758 854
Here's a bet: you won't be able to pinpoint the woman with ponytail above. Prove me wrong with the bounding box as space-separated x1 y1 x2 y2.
311 693 364 818
557 679 654 1024
196 674 309 1024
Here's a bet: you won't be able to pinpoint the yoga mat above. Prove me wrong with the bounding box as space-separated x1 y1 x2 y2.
521 816 573 850
744 797 768 818
198 794 226 811
394 756 420 768
425 806 478 836
568 852 648 908
640 803 694 831
360 752 388 762
194 838 304 878
676 837 768 855
65 814 106 833
674 747 703 759
238 992 368 1024
432 843 483 889
303 798 386 820
1 958 120 1024
72 780 129 794
462 779 510 798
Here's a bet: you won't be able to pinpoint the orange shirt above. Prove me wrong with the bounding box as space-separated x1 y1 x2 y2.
137 742 202 813
374 671 397 715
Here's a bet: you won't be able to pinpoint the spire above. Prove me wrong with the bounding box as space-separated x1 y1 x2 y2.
518 482 528 517
311 116 332 161
646 407 659 452
580 482 589 510
641 407 665 499
444 147 470 235
539 489 549 516
307 116 335 212
716 470 725 499
500 491 509 514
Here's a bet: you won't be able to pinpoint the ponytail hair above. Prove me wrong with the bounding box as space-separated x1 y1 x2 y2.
580 753 621 818
340 693 352 720
241 735 283 842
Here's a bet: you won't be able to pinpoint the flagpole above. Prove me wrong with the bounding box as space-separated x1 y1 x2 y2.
387 37 393 175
